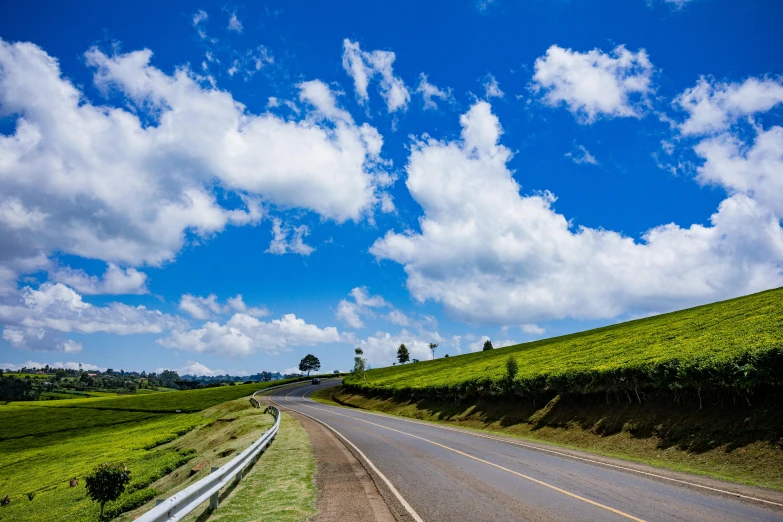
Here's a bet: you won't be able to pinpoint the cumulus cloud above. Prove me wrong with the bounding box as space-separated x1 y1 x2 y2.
675 76 783 136
520 324 545 335
335 286 407 329
695 126 783 216
157 313 342 357
532 45 654 123
482 73 504 99
566 144 598 165
266 219 315 256
416 74 451 110
342 39 410 113
0 282 185 351
370 101 783 324
51 263 148 295
0 40 389 285
179 293 268 320
355 331 434 366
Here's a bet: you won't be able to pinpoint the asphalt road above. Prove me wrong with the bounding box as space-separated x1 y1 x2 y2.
270 380 783 522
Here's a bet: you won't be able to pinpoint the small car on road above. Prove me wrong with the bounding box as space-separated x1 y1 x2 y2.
311 378 321 384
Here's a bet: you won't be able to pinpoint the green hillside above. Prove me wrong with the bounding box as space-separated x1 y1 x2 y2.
345 287 783 400
0 380 299 521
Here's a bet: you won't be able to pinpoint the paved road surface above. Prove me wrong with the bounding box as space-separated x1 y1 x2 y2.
270 380 783 522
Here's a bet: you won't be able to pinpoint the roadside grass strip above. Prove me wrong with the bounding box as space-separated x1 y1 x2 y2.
182 412 317 522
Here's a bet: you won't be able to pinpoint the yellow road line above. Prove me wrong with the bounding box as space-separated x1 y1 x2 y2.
278 386 645 522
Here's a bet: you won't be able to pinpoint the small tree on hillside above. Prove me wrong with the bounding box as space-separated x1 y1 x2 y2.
85 462 131 519
353 348 367 383
505 355 518 381
299 354 321 376
483 340 493 351
429 343 438 359
397 344 410 364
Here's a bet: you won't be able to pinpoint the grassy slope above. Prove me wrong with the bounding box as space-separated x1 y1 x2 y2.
333 288 783 491
0 381 304 521
178 412 317 522
346 287 783 392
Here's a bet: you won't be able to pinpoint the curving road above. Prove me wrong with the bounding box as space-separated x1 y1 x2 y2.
270 380 783 522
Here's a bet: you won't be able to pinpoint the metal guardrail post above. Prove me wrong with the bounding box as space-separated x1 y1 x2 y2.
209 467 220 510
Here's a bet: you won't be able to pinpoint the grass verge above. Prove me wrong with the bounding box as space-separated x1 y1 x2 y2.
313 386 783 492
178 412 317 522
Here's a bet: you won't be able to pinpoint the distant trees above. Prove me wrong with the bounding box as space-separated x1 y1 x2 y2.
299 354 321 376
397 344 410 364
158 370 180 389
85 463 131 520
429 343 438 359
55 369 67 381
0 374 38 401
483 340 493 351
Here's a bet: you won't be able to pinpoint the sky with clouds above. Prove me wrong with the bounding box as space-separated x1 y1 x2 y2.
0 0 781 376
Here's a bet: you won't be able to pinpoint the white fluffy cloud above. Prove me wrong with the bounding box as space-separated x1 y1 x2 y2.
675 76 783 136
416 74 451 110
676 76 783 218
0 282 185 351
179 293 268 320
158 313 342 357
356 331 434 366
51 263 148 295
483 73 504 99
342 39 410 113
695 126 783 215
532 45 654 123
0 40 389 283
370 101 783 324
520 324 546 335
266 219 315 256
335 286 407 329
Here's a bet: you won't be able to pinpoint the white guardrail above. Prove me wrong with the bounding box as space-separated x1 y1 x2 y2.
137 385 293 522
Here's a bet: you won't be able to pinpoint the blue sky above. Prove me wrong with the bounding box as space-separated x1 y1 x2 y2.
1 0 782 376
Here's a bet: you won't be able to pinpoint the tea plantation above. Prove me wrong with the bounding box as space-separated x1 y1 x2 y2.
345 287 783 401
0 379 301 521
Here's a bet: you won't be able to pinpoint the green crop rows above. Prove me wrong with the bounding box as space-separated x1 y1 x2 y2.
0 379 301 521
345 287 783 401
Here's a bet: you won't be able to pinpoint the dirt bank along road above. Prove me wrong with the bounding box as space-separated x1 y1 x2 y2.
270 380 783 522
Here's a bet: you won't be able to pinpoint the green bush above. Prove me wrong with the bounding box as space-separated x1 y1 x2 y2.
103 487 158 520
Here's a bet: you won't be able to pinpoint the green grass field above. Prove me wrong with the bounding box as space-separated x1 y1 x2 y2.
345 287 783 399
0 379 304 521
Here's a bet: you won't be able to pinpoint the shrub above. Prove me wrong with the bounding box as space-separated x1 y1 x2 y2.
103 487 158 520
85 462 131 519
